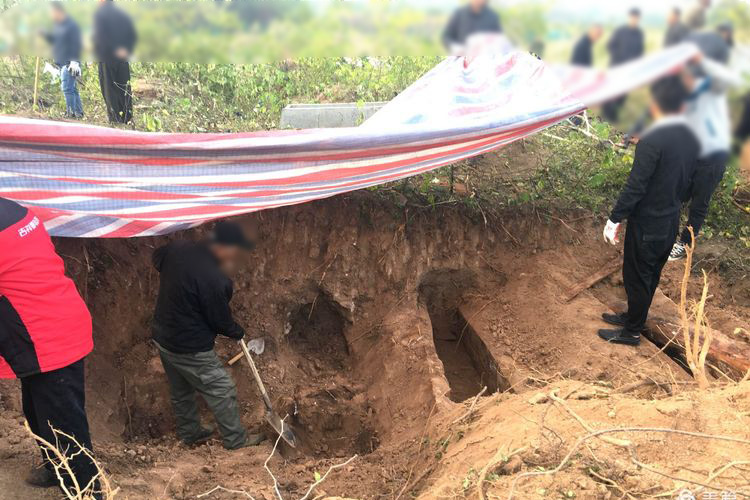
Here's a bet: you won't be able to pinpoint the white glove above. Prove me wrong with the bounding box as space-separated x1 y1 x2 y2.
603 220 621 246
68 61 81 77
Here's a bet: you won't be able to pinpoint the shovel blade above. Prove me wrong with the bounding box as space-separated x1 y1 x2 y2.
265 410 298 449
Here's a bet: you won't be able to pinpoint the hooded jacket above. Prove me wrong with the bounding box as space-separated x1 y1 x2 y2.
0 198 93 379
152 241 245 354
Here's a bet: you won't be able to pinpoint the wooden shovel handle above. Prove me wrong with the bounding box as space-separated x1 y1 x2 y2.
238 340 273 411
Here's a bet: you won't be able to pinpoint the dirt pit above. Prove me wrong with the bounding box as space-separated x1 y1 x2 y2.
0 192 748 500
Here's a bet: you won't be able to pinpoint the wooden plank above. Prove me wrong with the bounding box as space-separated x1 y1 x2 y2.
564 257 622 302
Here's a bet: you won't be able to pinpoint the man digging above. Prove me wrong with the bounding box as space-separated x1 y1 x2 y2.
152 221 264 449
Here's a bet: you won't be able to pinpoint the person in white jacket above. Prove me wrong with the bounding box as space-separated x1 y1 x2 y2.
670 25 742 261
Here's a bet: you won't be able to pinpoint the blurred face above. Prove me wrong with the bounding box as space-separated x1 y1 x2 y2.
210 244 241 273
470 0 487 13
589 26 603 41
629 14 641 27
50 6 65 23
667 10 680 25
701 0 712 8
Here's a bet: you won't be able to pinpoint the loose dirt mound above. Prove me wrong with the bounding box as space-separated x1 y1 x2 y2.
0 193 748 500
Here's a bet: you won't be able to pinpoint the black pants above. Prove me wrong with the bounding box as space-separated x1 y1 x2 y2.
680 152 729 245
602 94 628 123
21 358 99 495
622 217 678 333
98 61 132 124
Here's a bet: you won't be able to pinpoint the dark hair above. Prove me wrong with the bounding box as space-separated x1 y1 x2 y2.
651 75 687 113
629 7 641 17
672 7 681 16
50 1 65 12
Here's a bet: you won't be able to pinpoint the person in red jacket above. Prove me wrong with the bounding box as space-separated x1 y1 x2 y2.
0 198 99 495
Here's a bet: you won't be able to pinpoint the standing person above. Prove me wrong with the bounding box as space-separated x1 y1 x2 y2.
42 2 83 118
571 24 604 67
669 28 741 261
685 0 711 30
93 0 136 124
602 8 645 122
0 198 99 496
443 0 502 53
152 221 263 450
664 7 690 47
599 76 699 345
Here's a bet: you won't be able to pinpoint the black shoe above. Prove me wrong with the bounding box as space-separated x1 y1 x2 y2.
601 312 627 327
227 433 265 450
598 328 641 346
183 426 215 446
25 466 57 488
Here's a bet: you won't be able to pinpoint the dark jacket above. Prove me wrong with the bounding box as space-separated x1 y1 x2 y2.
610 118 700 224
93 2 137 62
442 5 502 47
664 22 690 47
44 16 82 67
607 25 644 66
152 241 244 354
571 34 594 66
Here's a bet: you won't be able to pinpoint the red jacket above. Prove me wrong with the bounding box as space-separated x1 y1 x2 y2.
0 199 92 379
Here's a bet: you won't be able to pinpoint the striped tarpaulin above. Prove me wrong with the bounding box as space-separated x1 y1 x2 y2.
0 37 698 238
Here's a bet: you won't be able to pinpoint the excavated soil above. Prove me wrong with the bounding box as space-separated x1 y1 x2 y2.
0 190 748 500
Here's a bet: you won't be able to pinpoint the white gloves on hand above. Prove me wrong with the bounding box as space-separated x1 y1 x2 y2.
603 220 621 245
68 61 81 77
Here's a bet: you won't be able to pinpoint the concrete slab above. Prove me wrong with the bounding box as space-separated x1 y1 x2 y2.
280 102 387 129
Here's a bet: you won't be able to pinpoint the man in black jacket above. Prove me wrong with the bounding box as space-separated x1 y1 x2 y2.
602 8 645 122
571 24 603 67
43 2 83 118
93 0 136 124
152 221 262 450
599 76 700 346
664 7 690 47
443 0 502 52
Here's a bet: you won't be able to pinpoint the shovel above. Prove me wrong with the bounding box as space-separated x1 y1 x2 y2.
237 339 298 448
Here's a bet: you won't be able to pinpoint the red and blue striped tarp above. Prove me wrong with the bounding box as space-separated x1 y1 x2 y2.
0 37 698 238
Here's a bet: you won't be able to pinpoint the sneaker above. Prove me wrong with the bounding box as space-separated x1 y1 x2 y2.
227 433 265 450
183 426 215 446
598 328 641 346
601 312 627 327
25 466 57 488
668 242 687 262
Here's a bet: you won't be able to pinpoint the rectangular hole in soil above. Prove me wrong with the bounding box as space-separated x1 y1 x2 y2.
432 310 507 402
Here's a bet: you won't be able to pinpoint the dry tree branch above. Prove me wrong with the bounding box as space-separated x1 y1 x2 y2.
298 455 358 500
196 485 256 499
506 427 750 500
25 422 118 500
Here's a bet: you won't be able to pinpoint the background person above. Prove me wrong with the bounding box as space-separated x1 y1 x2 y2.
600 76 700 346
669 27 741 261
0 198 98 496
571 24 603 67
151 221 263 450
443 0 502 53
686 0 712 30
42 2 83 118
665 7 690 47
602 8 645 122
93 0 136 124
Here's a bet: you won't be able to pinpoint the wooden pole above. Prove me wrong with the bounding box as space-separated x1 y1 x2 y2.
32 56 41 113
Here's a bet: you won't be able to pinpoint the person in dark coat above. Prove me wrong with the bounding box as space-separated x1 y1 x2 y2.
737 93 750 145
664 7 690 47
599 76 700 345
152 221 263 450
93 0 136 124
602 8 645 122
443 0 502 52
571 24 603 67
43 2 83 118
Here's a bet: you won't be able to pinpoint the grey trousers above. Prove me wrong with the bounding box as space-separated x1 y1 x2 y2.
156 344 247 449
